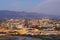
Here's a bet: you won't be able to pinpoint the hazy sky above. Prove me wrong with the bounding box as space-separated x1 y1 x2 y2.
0 0 44 12
33 0 60 15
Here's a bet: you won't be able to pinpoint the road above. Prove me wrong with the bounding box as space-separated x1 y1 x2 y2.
0 36 40 40
0 35 60 40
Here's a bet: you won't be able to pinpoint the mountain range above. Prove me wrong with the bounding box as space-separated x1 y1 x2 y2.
0 10 59 19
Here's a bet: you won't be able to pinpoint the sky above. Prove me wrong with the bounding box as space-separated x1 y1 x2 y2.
33 0 60 15
0 0 60 15
0 0 45 12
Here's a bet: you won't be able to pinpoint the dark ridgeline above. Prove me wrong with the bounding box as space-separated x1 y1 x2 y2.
0 10 59 19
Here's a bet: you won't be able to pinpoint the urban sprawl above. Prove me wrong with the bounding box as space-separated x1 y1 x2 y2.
0 17 60 36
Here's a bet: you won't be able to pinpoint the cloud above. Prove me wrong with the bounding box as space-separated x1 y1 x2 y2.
32 0 60 15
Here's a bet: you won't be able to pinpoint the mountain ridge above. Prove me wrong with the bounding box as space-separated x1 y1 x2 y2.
0 10 59 19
